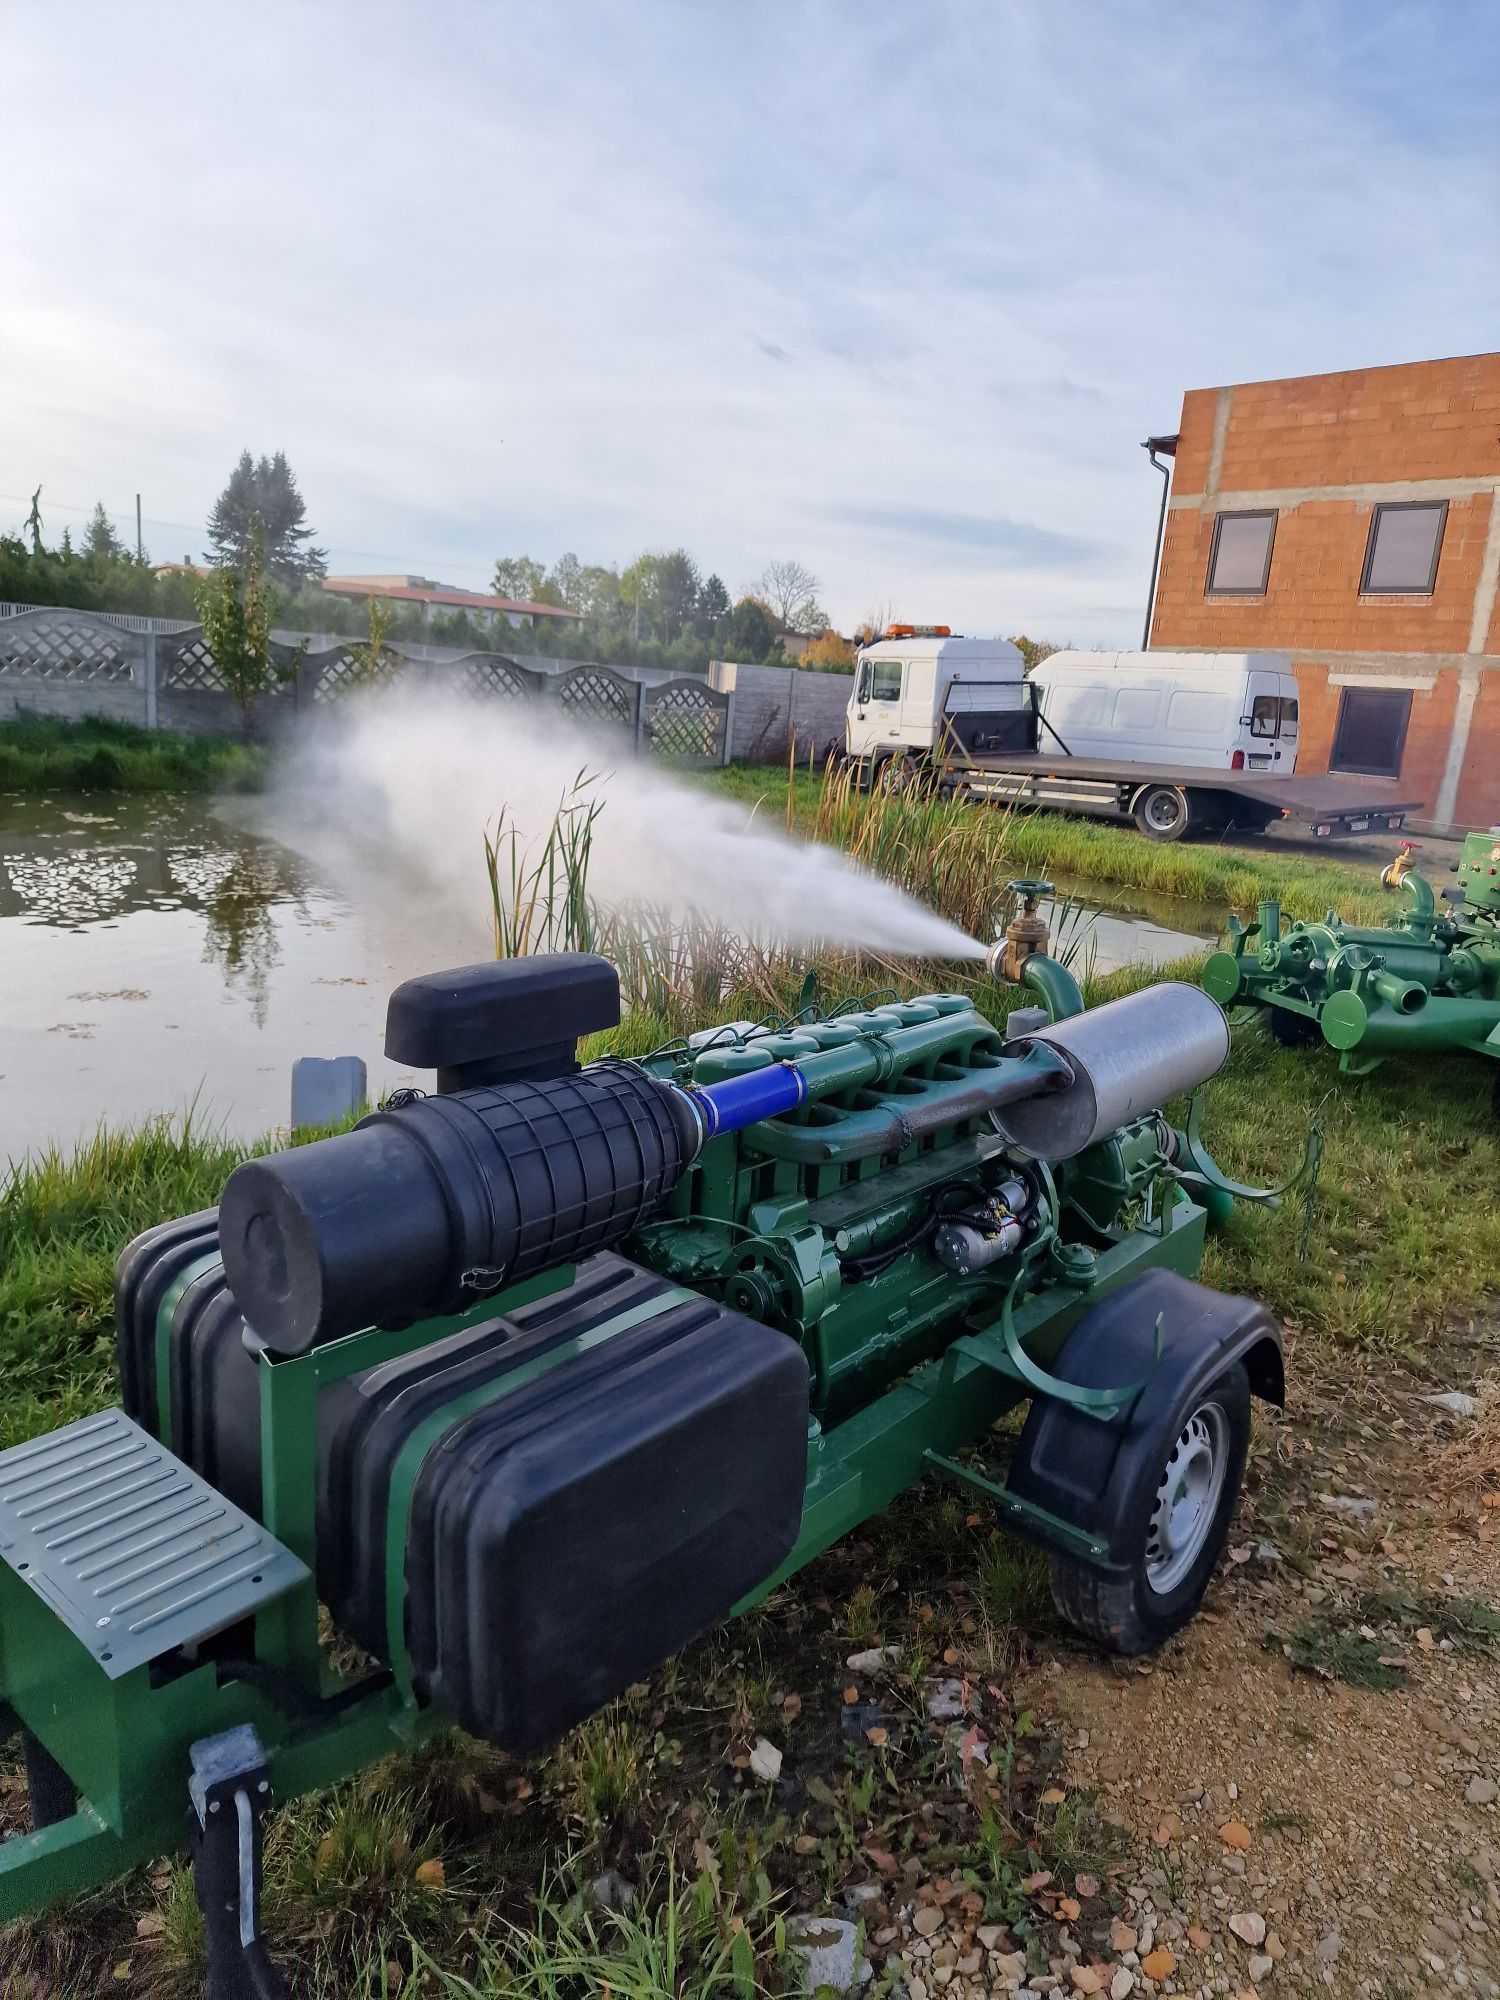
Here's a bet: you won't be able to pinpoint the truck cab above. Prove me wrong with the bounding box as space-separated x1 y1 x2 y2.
846 627 1026 779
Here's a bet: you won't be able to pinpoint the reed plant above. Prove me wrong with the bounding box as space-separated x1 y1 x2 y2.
709 761 1396 931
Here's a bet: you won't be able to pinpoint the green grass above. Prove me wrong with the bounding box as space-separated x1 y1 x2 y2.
1189 1006 1500 1348
408 1863 774 1999
0 713 266 794
0 1113 248 1447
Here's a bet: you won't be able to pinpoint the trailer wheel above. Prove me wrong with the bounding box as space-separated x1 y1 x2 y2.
877 753 921 795
1132 785 1190 841
1047 1360 1250 1654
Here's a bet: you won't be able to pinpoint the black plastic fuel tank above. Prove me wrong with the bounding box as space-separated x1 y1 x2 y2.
333 1255 810 1751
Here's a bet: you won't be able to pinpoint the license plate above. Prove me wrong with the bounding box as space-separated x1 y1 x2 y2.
1348 818 1369 833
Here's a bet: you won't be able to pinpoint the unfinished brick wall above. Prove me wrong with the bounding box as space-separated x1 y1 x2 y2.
1151 351 1500 829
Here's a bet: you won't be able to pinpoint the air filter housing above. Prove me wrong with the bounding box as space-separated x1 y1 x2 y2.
385 954 621 1091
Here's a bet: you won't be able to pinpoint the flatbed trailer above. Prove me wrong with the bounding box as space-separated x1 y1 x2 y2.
936 747 1421 843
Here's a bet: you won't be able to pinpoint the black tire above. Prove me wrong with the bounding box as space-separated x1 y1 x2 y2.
1268 1005 1320 1048
877 752 921 795
1132 785 1191 842
1048 1360 1251 1654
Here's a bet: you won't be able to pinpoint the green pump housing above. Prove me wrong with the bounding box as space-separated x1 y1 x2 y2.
1203 835 1500 1093
0 951 1288 1992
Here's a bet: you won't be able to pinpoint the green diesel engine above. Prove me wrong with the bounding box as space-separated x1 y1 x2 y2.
1203 833 1500 1099
0 952 1285 1995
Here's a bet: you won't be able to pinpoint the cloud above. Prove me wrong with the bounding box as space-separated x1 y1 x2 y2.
834 504 1100 567
1 1 1496 645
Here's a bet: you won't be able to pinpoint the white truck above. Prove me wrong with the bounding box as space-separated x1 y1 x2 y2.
844 627 1419 842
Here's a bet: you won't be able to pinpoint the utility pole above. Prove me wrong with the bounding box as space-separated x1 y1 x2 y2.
136 494 144 564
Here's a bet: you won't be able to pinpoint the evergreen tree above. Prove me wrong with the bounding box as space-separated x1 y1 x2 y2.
205 451 327 583
697 572 730 636
83 502 127 563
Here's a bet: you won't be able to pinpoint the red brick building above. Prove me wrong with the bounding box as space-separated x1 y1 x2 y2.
1148 351 1500 830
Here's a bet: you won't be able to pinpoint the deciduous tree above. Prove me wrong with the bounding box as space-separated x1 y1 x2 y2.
1009 634 1062 672
725 596 776 660
546 552 585 610
753 558 826 634
492 555 548 603
800 629 855 673
197 525 286 738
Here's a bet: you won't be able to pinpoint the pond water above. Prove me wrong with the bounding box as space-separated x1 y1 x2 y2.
1035 877 1220 982
0 794 1219 1164
0 794 487 1165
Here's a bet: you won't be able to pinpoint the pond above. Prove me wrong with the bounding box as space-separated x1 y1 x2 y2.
0 795 1220 1164
1036 876 1221 982
0 794 487 1165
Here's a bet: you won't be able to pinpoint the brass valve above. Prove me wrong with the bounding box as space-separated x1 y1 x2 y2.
1380 843 1417 893
993 879 1054 983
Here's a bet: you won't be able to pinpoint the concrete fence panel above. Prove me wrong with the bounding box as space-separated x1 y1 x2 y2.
709 660 850 762
0 605 734 766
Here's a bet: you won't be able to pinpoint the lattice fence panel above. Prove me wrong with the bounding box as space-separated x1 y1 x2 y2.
307 648 403 702
645 681 727 764
555 667 637 728
458 655 534 701
161 633 225 691
0 613 135 682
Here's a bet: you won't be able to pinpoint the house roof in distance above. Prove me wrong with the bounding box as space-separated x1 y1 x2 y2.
321 574 581 620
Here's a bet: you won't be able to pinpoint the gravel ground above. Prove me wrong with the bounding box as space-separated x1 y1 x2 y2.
864 1325 1499 2000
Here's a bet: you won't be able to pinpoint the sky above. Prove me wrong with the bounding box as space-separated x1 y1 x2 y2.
2 1 1498 645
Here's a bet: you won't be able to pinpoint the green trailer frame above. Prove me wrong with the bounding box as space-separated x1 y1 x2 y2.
0 1186 1207 1930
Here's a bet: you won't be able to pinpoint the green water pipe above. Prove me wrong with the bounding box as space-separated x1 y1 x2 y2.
1020 953 1084 1023
1399 867 1436 928
1320 988 1500 1054
1369 969 1427 1016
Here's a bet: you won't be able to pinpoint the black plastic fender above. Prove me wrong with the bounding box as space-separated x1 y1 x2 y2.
1006 1269 1282 1577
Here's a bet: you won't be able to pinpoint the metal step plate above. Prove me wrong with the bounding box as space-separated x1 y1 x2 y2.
0 1409 309 1679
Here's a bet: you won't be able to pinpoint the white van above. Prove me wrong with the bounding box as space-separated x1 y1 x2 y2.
1030 650 1299 773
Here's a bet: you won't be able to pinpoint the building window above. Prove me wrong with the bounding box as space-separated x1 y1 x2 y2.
1329 687 1412 778
1206 510 1277 596
1360 500 1447 595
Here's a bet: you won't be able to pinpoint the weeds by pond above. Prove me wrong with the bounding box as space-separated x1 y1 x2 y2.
0 714 266 794
706 761 1396 930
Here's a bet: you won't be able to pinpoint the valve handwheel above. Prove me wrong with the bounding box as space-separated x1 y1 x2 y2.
1006 879 1055 904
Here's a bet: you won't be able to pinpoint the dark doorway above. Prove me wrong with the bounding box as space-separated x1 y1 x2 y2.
1329 687 1412 778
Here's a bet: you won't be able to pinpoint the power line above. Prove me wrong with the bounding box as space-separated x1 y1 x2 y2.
0 491 502 581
